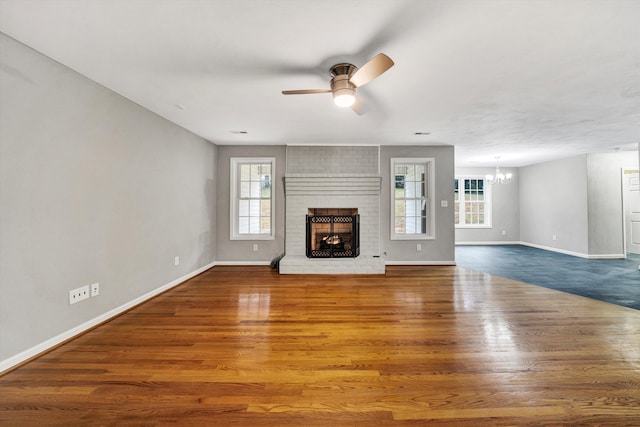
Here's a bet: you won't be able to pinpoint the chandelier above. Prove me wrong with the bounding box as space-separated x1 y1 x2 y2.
486 156 512 184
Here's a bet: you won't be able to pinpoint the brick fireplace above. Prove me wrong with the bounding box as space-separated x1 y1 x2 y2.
279 174 385 274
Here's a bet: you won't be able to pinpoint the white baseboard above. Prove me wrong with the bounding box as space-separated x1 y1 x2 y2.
587 254 626 259
214 261 271 266
455 241 520 246
0 262 215 375
385 260 456 266
519 242 624 259
456 241 624 259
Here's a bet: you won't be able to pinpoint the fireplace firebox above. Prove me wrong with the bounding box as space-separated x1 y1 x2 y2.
306 209 359 258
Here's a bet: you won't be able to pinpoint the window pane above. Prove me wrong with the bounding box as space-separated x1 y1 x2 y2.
239 200 249 216
405 200 416 216
261 200 271 217
395 200 405 217
249 200 260 216
405 181 416 198
406 165 415 179
239 217 249 234
395 187 405 199
261 217 270 234
240 164 250 180
406 216 416 234
250 164 261 180
262 164 271 176
395 175 405 190
240 182 250 198
261 175 271 197
250 217 260 234
454 202 460 224
395 217 405 234
250 182 261 198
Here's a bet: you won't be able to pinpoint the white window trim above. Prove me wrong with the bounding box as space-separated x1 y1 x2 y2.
230 157 275 240
455 175 492 229
390 157 435 240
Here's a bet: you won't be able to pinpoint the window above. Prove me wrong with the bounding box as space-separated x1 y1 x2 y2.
230 158 275 240
454 177 492 228
391 158 435 240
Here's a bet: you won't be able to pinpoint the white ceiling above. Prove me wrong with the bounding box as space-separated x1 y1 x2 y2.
1 0 639 167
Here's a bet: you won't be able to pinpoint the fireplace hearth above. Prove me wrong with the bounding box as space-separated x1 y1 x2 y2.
306 208 359 258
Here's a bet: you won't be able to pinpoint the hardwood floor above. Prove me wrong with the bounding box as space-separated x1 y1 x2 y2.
1 266 639 426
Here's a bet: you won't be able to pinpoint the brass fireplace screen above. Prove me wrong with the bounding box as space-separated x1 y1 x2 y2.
306 208 360 258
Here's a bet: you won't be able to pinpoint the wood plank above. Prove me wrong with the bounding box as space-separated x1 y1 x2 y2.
1 265 639 425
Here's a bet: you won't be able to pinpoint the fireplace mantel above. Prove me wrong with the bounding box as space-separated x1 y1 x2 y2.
283 174 382 195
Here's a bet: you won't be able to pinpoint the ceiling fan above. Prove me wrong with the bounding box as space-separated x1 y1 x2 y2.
282 53 394 115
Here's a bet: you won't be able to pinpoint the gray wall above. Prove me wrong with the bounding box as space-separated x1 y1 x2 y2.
454 167 520 243
380 146 455 263
519 152 638 257
586 152 638 256
215 145 286 262
519 155 589 254
0 34 216 361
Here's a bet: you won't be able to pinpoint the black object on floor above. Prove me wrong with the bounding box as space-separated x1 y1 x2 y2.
455 244 640 311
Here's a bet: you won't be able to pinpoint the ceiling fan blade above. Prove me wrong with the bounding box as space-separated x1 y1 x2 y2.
351 95 368 116
282 89 332 95
349 53 394 88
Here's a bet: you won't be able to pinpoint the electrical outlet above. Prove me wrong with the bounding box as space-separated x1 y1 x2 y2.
501 230 506 236
253 244 258 252
552 234 557 241
90 282 99 297
175 256 180 266
416 243 422 251
69 285 90 305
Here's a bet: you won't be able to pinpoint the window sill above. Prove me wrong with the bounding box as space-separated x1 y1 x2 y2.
231 234 275 241
390 234 435 241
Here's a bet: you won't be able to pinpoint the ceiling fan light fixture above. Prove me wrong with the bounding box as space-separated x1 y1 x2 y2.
331 73 356 108
333 89 355 108
281 54 394 114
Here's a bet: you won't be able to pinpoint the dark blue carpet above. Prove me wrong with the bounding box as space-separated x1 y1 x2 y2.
455 245 640 310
